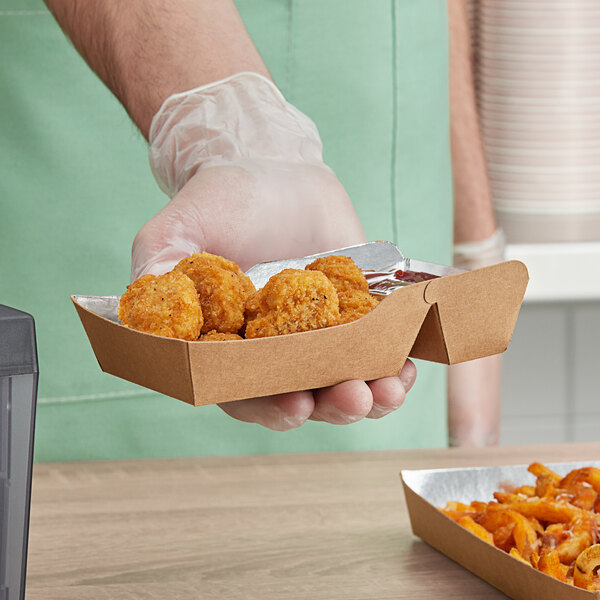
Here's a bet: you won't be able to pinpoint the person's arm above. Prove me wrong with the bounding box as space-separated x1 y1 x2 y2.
448 0 496 243
44 0 271 139
447 0 505 446
44 0 417 431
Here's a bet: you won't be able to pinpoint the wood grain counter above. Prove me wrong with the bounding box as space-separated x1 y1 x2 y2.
26 442 600 599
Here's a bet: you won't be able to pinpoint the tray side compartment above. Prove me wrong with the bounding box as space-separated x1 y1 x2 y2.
422 260 528 364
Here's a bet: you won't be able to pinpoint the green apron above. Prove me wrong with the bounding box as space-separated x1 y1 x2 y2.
0 0 452 460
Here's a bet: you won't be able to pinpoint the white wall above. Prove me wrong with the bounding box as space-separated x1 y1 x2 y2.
500 302 600 445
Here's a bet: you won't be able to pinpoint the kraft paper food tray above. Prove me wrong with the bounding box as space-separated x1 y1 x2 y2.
71 245 528 406
401 461 600 600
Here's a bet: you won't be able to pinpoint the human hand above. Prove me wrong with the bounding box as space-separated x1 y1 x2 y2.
132 72 417 431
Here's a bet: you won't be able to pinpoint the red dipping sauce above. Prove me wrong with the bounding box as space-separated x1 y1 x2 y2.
364 268 440 295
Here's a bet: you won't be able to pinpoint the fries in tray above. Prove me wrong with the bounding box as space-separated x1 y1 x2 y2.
441 463 600 590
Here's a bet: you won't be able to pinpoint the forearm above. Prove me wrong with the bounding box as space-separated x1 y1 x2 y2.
44 0 271 139
447 0 496 243
448 356 502 446
447 0 502 447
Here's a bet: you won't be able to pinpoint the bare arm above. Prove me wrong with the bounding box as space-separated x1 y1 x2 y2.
447 0 503 447
447 0 496 243
44 0 271 139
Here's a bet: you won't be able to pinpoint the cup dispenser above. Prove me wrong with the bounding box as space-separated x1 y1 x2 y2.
0 305 38 600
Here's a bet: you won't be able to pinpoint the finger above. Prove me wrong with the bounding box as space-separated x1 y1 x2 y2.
218 390 315 431
365 376 407 419
131 225 202 280
366 360 416 419
399 359 417 393
309 380 373 424
131 196 208 281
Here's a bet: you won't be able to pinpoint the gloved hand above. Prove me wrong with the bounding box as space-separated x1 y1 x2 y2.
132 72 417 430
448 228 506 446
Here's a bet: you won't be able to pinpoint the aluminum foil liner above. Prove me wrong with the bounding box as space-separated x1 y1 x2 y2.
75 241 464 319
74 295 121 324
402 460 600 510
245 240 463 294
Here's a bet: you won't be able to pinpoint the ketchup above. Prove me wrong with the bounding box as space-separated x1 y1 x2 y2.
365 267 439 295
394 269 439 283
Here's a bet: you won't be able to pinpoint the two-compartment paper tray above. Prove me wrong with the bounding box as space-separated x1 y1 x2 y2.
72 242 529 406
401 461 600 599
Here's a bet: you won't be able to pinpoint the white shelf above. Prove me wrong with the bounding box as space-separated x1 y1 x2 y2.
506 242 600 303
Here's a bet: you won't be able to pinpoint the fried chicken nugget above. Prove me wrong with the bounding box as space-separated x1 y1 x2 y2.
118 271 202 341
200 330 243 341
175 252 255 297
174 252 255 334
245 269 340 338
306 255 377 323
338 291 379 324
305 255 369 294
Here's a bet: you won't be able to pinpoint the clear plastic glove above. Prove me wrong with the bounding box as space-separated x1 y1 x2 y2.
448 228 506 446
132 72 417 431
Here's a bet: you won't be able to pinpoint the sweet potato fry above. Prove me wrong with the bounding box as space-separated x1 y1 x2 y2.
512 513 540 561
477 508 516 532
440 462 600 589
443 501 475 513
574 544 600 590
477 508 539 558
538 550 567 583
535 474 556 499
541 523 566 554
494 525 515 552
560 468 600 493
456 516 494 544
477 510 517 551
571 485 597 511
529 517 544 536
441 501 478 521
514 485 536 498
557 515 596 565
509 547 529 564
500 498 584 524
493 492 523 504
528 462 562 484
442 509 473 521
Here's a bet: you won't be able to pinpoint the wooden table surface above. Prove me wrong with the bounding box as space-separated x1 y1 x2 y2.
26 442 600 599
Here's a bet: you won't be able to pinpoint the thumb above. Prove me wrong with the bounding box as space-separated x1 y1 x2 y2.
130 198 207 281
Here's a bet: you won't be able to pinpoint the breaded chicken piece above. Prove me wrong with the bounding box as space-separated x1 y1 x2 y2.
306 255 377 323
182 264 245 334
118 271 202 340
338 291 379 324
174 252 255 334
200 330 243 341
175 252 255 297
245 269 340 338
305 255 369 295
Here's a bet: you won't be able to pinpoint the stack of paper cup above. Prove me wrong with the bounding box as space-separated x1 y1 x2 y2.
475 0 600 242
